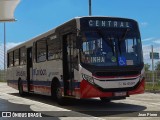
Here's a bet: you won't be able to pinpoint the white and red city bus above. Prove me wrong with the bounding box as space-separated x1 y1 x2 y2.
7 16 145 104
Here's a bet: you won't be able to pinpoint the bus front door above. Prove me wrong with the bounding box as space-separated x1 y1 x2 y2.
27 47 33 92
63 34 76 96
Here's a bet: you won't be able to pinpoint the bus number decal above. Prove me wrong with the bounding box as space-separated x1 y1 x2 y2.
16 71 26 76
33 69 47 76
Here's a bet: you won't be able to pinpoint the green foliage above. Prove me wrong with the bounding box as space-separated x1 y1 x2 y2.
0 80 6 82
144 63 150 71
155 61 160 71
145 82 160 90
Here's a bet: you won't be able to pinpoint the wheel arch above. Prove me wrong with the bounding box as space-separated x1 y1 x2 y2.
51 77 61 96
51 77 60 87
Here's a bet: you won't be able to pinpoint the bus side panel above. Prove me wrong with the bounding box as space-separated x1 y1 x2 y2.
32 60 63 96
7 67 18 90
16 65 27 91
7 65 27 91
32 61 50 95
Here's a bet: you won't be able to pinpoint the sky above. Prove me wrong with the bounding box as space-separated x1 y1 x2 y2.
0 0 160 68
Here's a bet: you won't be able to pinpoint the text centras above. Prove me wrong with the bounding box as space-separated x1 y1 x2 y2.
89 20 131 28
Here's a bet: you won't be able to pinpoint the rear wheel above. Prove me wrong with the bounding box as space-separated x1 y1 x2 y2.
18 80 25 96
100 97 111 103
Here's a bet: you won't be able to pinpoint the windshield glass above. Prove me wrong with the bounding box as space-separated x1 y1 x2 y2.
80 29 143 67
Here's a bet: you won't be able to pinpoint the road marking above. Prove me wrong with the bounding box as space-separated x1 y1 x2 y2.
0 91 105 119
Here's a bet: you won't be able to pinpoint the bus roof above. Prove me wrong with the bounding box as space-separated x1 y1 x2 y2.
7 16 137 53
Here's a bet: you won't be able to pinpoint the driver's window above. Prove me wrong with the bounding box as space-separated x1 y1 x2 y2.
125 39 136 53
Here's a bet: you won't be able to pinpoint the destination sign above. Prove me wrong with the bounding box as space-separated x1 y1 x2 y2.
88 20 131 28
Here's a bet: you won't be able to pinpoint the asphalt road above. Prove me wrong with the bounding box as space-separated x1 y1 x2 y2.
0 82 160 120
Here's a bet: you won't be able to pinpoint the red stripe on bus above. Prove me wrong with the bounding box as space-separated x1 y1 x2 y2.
23 84 27 91
80 78 145 98
80 80 112 98
33 85 51 94
128 78 145 95
8 83 18 90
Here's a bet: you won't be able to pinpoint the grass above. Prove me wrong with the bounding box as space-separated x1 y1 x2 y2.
0 80 6 82
145 82 160 91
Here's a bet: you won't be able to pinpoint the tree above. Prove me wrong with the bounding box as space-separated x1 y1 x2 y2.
144 63 150 71
155 61 160 71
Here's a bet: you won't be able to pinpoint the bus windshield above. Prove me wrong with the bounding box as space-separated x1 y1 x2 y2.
80 29 143 67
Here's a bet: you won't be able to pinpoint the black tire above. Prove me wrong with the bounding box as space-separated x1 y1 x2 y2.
100 97 111 103
18 80 25 96
56 85 65 105
51 81 66 105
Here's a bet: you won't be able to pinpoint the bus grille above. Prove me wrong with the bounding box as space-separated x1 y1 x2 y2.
94 71 140 77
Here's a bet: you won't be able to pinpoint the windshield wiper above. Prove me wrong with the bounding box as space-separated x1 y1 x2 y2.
121 28 130 41
96 29 115 55
118 28 130 55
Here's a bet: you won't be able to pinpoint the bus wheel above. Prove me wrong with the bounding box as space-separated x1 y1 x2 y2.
55 84 66 105
100 97 111 103
18 80 25 96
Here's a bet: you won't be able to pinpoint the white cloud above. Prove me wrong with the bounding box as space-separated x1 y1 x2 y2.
141 22 148 27
142 37 155 42
6 42 23 50
142 37 160 47
0 42 22 51
142 45 151 59
142 44 160 68
0 42 22 69
152 39 160 44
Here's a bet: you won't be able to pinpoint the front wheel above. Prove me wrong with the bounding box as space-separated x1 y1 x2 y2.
52 82 66 105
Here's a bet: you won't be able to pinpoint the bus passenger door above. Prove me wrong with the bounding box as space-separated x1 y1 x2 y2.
62 34 78 96
27 47 33 92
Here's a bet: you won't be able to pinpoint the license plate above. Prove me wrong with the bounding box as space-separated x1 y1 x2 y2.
114 92 126 97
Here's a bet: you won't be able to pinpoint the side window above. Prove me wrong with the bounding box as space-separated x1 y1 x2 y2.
9 52 14 67
14 49 19 66
47 35 61 60
20 46 26 65
37 39 47 62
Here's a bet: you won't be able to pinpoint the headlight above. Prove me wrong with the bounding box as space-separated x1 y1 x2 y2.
139 74 145 81
82 74 94 84
140 67 145 81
